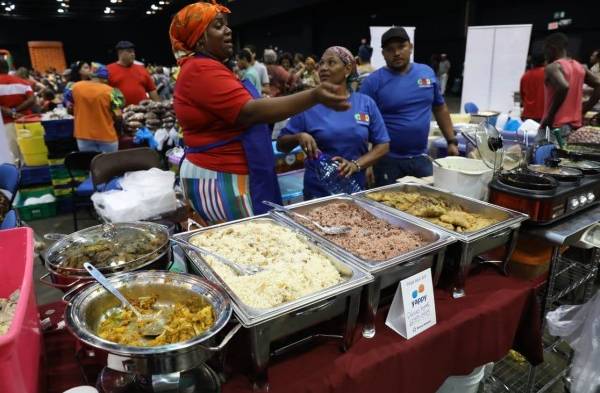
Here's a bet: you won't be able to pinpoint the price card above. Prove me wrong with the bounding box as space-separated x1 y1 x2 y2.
385 268 437 339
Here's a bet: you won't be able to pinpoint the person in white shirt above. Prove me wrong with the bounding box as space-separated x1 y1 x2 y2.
438 53 451 95
243 45 270 95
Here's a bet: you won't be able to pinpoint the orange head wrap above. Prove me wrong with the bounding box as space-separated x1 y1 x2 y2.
169 1 231 65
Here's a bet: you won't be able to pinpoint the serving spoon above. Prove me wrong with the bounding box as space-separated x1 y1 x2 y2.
263 200 351 235
83 262 167 337
170 237 263 276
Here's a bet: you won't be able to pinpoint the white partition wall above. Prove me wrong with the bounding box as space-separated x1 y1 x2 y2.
370 26 415 70
461 24 532 113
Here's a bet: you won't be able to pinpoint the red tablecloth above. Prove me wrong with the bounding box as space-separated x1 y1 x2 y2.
40 267 543 393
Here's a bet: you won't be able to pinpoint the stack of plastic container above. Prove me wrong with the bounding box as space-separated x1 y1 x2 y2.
42 118 81 213
14 117 57 220
15 116 48 166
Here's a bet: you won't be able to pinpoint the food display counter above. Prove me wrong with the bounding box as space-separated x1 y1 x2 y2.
30 187 547 393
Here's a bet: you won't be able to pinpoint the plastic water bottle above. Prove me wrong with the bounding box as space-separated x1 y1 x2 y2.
307 153 362 195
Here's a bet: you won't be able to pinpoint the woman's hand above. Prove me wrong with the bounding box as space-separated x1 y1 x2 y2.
313 82 350 111
332 156 359 178
298 132 319 159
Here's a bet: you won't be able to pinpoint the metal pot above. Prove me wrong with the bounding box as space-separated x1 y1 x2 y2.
64 271 241 375
40 222 171 292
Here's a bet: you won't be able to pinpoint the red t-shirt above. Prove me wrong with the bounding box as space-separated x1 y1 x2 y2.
174 57 252 174
107 63 156 106
520 67 545 121
0 74 33 124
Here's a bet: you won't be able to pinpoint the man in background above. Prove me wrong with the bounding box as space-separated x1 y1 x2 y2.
243 45 270 95
520 52 546 122
107 41 159 105
357 38 374 76
264 49 293 97
236 49 262 94
360 27 458 186
0 59 35 163
438 53 451 95
540 33 600 140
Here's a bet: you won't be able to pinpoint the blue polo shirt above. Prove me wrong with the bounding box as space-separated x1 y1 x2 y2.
280 92 390 199
360 63 444 158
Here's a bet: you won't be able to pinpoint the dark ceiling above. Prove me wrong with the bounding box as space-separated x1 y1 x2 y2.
0 0 189 20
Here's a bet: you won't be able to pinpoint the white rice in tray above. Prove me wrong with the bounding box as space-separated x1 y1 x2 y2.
190 221 343 309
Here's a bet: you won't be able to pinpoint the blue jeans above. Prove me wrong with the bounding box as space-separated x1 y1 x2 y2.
373 155 433 187
76 139 119 153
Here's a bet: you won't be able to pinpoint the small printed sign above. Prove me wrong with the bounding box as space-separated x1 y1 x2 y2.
385 268 437 339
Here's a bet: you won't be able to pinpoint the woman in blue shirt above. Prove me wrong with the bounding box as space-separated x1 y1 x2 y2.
277 46 390 200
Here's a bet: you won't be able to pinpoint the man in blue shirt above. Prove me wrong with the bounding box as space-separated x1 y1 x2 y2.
361 27 458 186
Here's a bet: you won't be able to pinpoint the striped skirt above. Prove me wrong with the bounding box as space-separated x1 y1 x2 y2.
180 159 254 225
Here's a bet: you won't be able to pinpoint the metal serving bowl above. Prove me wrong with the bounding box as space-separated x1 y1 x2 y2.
64 271 240 375
40 222 171 292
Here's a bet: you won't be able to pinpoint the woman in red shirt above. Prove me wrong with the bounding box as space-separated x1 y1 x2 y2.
171 1 349 225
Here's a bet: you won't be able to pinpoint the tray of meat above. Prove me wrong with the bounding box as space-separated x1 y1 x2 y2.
270 195 455 274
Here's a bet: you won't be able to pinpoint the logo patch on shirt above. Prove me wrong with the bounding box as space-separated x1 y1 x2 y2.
417 78 433 88
355 112 370 125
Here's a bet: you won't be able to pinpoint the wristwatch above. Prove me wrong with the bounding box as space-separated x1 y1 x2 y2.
446 138 458 146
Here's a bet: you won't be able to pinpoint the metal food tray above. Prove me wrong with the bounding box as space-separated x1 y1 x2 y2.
271 195 455 274
173 215 373 328
354 183 529 242
174 215 372 390
354 184 528 298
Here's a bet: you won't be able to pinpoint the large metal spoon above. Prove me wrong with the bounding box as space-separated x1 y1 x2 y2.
425 155 443 168
83 263 166 337
263 200 351 235
170 237 263 276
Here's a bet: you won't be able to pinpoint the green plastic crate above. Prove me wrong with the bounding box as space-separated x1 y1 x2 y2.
49 165 87 180
15 186 57 221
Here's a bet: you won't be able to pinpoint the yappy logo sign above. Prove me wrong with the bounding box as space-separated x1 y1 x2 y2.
411 283 427 307
386 268 437 339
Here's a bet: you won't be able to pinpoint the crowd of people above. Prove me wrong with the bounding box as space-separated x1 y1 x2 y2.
168 2 458 224
3 0 600 228
519 33 600 141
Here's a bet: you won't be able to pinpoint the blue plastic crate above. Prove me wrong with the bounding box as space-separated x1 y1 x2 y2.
42 119 74 141
19 165 51 187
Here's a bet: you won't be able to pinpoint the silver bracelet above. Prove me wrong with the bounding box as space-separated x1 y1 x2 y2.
351 159 362 172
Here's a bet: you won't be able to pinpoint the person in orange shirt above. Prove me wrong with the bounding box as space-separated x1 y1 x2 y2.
107 41 159 106
64 63 124 153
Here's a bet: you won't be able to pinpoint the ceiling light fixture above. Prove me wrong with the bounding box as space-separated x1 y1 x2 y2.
57 8 64 13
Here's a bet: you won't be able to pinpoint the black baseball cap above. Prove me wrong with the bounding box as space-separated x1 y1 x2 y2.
115 40 135 50
381 27 410 47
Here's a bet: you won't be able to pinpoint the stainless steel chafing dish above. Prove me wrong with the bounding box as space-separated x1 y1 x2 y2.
64 271 240 376
173 215 372 391
41 222 171 293
271 195 455 338
355 183 529 297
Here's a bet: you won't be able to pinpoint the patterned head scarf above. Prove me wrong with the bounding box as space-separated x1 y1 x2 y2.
90 62 109 80
321 46 358 79
169 1 231 65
